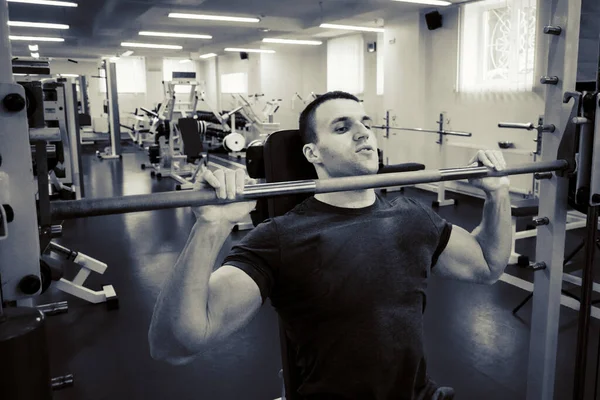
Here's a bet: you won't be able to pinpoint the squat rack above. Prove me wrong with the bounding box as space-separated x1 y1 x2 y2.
0 0 598 399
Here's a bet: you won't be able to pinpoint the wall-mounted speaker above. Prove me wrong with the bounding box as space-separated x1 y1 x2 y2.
240 52 249 60
425 10 443 30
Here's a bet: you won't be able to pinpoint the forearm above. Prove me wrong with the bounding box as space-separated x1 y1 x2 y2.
148 220 234 360
472 187 512 279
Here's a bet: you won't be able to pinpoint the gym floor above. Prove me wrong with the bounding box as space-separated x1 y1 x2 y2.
36 142 600 400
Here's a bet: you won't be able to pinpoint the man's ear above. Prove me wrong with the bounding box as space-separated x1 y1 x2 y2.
303 143 321 165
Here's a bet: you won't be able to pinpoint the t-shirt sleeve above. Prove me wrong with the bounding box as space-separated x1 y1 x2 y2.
408 198 453 268
222 218 281 304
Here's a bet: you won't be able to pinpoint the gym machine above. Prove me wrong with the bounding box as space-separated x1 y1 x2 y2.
94 60 123 160
231 93 282 142
291 92 318 110
373 111 472 207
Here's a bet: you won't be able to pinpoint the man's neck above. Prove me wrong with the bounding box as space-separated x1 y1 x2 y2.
314 189 377 209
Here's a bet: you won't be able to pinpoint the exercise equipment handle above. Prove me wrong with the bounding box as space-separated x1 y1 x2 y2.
498 122 536 130
49 160 568 221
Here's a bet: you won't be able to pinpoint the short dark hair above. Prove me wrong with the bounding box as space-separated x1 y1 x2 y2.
299 91 360 145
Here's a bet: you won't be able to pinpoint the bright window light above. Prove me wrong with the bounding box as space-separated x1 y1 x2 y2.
58 73 78 77
28 44 39 51
391 0 451 5
7 0 77 6
139 31 212 39
320 23 384 33
262 38 322 45
199 53 217 59
224 48 275 53
30 52 39 58
168 13 260 23
8 21 69 29
9 35 64 42
121 42 182 50
121 50 134 56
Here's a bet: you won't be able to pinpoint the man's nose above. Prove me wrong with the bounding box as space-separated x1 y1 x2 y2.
354 124 370 141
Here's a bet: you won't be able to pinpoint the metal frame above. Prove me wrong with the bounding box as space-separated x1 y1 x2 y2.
0 0 42 303
98 61 122 160
375 110 472 206
525 0 582 398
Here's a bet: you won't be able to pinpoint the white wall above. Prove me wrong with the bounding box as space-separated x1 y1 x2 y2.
361 33 384 139
259 46 327 130
145 56 163 110
382 13 428 166
218 52 261 111
381 8 547 195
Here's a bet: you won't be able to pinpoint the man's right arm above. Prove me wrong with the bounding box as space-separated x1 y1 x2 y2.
148 168 263 365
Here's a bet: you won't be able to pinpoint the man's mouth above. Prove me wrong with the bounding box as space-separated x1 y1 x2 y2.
356 145 374 153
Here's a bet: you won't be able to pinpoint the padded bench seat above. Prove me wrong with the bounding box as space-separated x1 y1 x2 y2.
511 198 539 217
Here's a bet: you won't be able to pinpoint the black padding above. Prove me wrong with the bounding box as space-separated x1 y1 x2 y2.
511 198 539 217
246 145 266 179
263 130 318 219
178 118 204 159
379 163 425 174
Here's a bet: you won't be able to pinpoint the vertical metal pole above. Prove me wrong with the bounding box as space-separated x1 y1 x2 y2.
435 113 454 207
79 75 89 116
106 61 121 157
0 0 42 302
0 0 12 84
573 206 599 399
527 0 582 399
64 81 84 198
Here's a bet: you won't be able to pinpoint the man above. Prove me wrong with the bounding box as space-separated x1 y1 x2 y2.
148 91 512 400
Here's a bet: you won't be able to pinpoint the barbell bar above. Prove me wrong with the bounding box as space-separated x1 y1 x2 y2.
48 160 568 221
371 125 473 137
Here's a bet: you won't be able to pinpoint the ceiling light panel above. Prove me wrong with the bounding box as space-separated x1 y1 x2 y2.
319 23 384 33
121 42 182 50
168 13 260 23
262 38 322 45
139 31 212 39
10 35 64 41
8 21 69 29
7 0 77 7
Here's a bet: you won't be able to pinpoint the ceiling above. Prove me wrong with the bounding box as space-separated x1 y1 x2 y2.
7 0 462 61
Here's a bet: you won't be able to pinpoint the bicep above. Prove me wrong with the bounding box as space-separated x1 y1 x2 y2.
205 265 263 341
433 225 493 284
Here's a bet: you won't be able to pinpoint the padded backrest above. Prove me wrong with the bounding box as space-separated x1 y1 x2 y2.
178 118 204 157
263 130 317 219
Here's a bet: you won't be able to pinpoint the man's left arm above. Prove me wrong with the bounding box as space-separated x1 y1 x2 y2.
433 150 513 285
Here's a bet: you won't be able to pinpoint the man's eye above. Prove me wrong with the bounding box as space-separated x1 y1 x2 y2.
335 126 348 133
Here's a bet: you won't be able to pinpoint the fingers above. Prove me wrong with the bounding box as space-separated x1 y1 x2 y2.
225 169 236 200
213 169 227 199
199 167 247 200
236 169 246 193
487 150 506 171
470 150 507 171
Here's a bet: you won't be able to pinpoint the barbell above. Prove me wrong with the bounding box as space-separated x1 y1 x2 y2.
49 159 568 221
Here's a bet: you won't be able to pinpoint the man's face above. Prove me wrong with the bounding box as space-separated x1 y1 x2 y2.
307 99 379 178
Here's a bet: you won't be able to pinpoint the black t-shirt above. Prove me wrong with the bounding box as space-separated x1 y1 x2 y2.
223 193 453 400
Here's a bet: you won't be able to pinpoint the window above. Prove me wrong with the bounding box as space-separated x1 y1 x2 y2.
458 0 537 93
327 34 365 95
100 56 147 94
220 72 248 94
376 32 384 96
163 58 199 93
